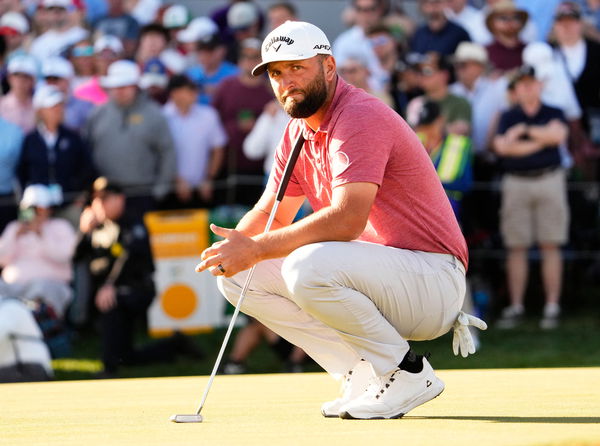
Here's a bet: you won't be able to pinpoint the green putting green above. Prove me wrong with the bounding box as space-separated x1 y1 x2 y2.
1 368 599 446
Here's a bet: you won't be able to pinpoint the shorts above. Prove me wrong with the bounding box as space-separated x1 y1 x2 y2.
500 168 569 248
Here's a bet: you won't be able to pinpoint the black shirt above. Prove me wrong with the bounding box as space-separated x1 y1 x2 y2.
497 104 566 173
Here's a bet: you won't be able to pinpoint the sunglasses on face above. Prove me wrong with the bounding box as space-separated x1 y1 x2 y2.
420 66 438 76
370 34 392 47
72 46 94 57
495 15 522 22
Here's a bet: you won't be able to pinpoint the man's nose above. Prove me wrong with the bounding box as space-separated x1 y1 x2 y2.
278 74 296 90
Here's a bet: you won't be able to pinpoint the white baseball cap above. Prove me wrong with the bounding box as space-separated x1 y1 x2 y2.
176 16 218 43
42 56 74 79
0 12 29 34
7 55 37 77
21 184 53 209
454 42 488 65
252 21 332 76
100 60 140 89
41 0 72 9
33 84 65 109
94 34 124 55
227 2 258 30
522 42 555 81
163 4 190 29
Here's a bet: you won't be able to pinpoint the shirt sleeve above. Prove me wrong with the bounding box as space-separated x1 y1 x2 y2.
497 109 514 135
329 106 393 188
207 108 228 151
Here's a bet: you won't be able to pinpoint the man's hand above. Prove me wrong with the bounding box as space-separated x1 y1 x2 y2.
505 123 528 142
95 284 117 312
195 224 261 277
79 207 99 233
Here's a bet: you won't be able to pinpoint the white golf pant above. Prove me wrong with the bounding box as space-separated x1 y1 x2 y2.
217 241 466 377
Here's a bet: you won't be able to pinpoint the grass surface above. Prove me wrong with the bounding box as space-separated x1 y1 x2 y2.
53 312 600 380
1 369 600 446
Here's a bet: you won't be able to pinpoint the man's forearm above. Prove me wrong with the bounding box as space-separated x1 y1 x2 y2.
495 137 543 157
529 121 568 147
252 205 364 262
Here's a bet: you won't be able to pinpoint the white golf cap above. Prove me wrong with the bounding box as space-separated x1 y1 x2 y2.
252 21 332 76
41 0 72 8
176 16 218 43
100 59 140 89
163 4 189 29
21 184 53 209
94 34 124 54
33 84 65 109
0 12 30 34
227 2 258 30
42 56 74 79
454 42 488 64
7 55 37 77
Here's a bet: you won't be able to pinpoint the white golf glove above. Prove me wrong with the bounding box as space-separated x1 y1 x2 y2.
452 311 488 358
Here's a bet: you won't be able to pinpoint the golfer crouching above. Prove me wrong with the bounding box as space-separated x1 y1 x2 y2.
196 21 486 420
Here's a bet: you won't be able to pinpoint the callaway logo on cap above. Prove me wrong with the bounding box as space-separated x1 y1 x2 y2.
252 21 332 76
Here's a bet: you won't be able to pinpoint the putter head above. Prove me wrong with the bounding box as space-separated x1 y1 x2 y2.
170 414 203 423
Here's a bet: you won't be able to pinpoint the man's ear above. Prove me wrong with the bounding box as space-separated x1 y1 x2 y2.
323 55 337 81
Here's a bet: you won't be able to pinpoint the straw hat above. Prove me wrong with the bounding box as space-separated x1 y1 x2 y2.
485 0 529 33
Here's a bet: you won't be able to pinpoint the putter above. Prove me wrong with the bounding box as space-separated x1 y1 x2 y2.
171 133 306 423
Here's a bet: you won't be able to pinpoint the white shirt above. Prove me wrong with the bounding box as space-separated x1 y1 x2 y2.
0 298 52 375
538 60 582 121
243 106 290 174
163 102 227 186
333 26 387 91
450 76 509 153
446 5 489 45
38 123 58 149
559 39 586 81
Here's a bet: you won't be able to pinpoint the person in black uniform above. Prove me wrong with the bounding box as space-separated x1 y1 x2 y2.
75 177 202 377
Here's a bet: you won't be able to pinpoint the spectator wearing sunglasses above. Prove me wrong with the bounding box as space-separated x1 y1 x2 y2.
406 52 472 137
484 0 529 72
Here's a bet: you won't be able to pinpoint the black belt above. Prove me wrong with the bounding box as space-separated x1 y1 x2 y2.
507 166 560 178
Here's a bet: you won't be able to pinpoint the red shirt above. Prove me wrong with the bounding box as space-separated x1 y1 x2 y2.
486 40 525 72
268 79 468 269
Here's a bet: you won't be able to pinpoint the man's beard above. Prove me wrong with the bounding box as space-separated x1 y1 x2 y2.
278 69 328 119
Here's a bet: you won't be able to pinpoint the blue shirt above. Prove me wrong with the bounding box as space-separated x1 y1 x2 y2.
0 118 24 195
410 21 471 56
186 62 239 105
65 96 95 134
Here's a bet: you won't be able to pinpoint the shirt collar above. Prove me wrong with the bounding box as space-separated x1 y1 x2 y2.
299 76 350 140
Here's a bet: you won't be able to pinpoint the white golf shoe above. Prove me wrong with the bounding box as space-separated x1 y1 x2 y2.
338 357 444 420
321 360 372 418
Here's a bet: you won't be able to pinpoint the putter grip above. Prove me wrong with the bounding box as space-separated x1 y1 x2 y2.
275 134 305 202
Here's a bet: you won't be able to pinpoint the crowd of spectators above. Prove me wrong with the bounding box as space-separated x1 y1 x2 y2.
1 0 600 380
